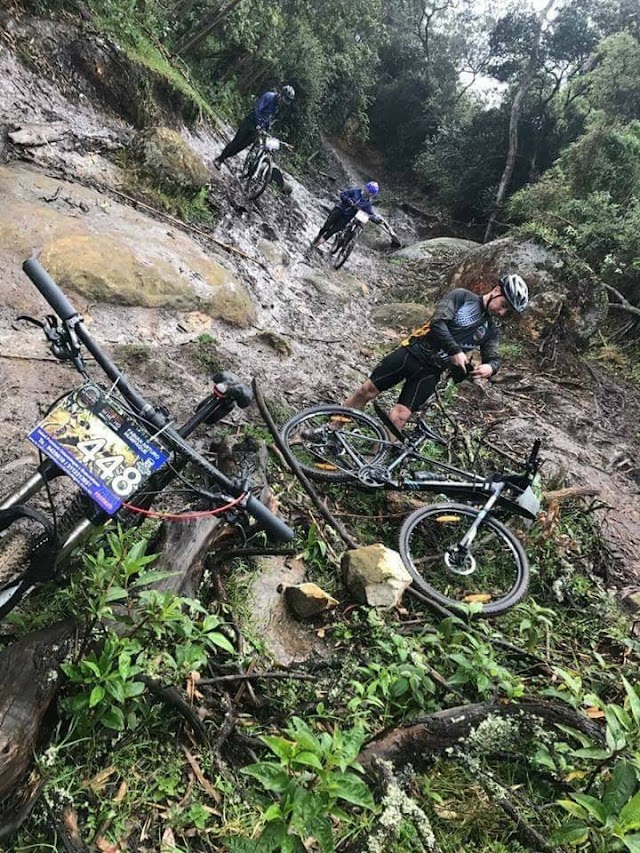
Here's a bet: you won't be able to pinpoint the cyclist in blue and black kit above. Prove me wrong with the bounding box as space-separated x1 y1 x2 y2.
310 182 394 250
214 85 295 169
343 274 530 431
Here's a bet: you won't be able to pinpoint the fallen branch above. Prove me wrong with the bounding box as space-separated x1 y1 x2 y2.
359 697 603 770
543 486 599 502
199 670 315 686
252 378 360 551
139 675 208 743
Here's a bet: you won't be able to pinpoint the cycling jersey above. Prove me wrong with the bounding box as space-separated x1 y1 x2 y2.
252 92 280 130
402 288 501 374
338 188 382 223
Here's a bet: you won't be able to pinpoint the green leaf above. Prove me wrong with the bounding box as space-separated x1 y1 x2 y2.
291 750 323 770
619 791 640 832
604 761 638 814
105 679 125 704
557 799 588 819
101 705 125 731
131 570 177 589
262 803 282 822
123 680 146 698
206 632 236 654
533 747 557 770
571 793 607 825
622 677 640 725
104 586 128 603
241 762 289 793
89 685 105 708
551 818 590 845
623 834 640 853
326 772 375 809
261 735 294 761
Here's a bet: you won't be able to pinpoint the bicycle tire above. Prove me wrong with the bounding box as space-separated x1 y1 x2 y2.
246 154 272 200
333 228 357 270
280 405 388 483
398 502 529 617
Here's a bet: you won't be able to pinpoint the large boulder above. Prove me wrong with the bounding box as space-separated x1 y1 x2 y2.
130 127 211 194
0 164 256 327
395 237 479 264
450 236 608 342
342 544 412 608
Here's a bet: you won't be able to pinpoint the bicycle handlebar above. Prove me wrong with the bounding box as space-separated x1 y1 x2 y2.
23 258 80 321
20 259 295 543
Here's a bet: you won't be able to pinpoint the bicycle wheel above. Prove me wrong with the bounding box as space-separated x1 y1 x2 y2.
399 503 529 617
246 154 272 200
333 230 357 270
280 405 388 483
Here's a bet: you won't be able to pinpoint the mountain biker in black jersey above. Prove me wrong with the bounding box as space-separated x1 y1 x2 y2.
310 182 397 250
214 85 295 169
343 274 530 431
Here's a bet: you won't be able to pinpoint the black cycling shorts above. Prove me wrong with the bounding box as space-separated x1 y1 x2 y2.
369 346 441 412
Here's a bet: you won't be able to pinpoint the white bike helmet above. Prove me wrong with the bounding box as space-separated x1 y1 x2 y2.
281 85 295 102
500 274 529 313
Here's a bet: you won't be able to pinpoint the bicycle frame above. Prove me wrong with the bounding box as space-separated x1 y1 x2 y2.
306 416 541 521
1 260 294 545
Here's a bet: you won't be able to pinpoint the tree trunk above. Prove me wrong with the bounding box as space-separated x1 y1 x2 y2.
359 697 602 770
483 0 555 243
174 0 243 57
0 620 77 796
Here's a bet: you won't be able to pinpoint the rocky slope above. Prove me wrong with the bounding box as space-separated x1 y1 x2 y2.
1 15 640 594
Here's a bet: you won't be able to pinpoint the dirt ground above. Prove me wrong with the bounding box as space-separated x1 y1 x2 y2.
1 16 640 604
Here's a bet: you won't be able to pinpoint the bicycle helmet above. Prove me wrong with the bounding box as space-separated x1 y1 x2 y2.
365 181 379 195
500 274 529 313
281 85 295 102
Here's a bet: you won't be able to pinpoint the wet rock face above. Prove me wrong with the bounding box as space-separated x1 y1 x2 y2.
450 236 608 342
0 163 256 325
130 127 211 194
371 302 432 332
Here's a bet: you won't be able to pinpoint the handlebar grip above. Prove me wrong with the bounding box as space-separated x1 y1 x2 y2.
245 494 294 543
23 259 79 321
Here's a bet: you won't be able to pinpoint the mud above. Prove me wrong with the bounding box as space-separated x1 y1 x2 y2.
1 17 640 647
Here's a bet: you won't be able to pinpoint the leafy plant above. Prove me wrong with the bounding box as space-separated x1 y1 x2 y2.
241 717 375 852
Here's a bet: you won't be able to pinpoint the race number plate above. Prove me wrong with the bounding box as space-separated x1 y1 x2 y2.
515 485 541 520
28 383 168 515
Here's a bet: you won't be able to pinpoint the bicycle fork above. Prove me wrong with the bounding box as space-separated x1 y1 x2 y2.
445 483 505 576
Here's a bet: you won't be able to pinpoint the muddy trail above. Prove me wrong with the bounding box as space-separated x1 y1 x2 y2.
1 13 640 609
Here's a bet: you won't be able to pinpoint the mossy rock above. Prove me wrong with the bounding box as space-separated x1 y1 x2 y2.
130 127 210 194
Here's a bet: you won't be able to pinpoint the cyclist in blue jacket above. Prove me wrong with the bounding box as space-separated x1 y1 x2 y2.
214 85 295 169
310 182 384 250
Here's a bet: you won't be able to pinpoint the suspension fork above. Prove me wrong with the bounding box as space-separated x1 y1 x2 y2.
454 483 505 551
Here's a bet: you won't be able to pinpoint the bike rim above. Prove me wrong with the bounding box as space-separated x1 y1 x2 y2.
404 507 523 609
285 410 387 479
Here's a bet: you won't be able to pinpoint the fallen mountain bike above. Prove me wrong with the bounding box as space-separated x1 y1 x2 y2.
0 259 294 619
281 403 541 615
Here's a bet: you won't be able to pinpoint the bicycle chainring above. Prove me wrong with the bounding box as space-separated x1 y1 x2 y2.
357 465 389 488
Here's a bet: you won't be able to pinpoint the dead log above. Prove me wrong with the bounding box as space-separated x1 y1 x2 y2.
0 620 77 797
149 516 224 598
543 486 599 502
359 697 602 771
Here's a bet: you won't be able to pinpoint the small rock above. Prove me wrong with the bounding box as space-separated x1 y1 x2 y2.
342 544 412 608
283 583 339 620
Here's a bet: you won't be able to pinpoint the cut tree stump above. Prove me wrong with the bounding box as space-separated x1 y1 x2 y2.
0 620 77 796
